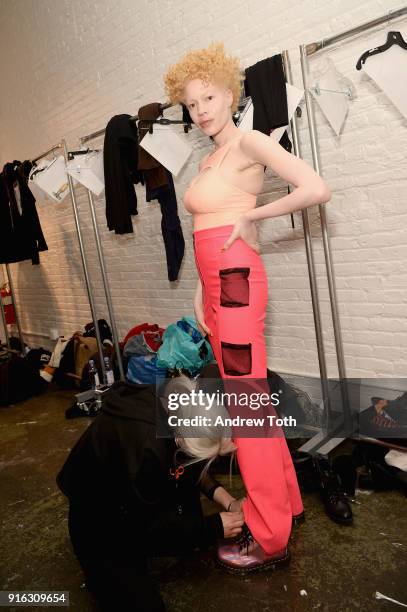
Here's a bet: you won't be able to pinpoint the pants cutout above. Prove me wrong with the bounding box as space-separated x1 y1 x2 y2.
221 341 252 376
219 267 250 307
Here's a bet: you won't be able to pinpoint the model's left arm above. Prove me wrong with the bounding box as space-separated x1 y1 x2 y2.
243 129 331 221
222 130 331 252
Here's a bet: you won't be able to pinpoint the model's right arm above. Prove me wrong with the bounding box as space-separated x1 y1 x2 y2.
192 151 213 337
193 278 212 337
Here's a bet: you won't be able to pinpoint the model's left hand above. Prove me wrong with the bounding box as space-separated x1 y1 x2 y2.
221 215 260 253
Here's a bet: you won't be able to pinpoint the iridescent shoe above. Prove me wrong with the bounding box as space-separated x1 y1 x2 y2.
217 524 290 574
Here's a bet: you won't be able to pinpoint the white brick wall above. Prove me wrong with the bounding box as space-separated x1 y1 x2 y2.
0 0 406 378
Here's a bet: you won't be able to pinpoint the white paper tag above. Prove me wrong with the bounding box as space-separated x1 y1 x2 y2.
270 83 304 142
66 151 105 196
362 43 407 121
139 127 192 176
31 156 69 203
237 83 304 143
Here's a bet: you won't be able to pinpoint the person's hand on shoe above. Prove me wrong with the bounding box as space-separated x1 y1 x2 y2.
220 511 244 538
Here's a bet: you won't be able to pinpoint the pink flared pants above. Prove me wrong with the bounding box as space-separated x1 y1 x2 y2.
193 224 303 555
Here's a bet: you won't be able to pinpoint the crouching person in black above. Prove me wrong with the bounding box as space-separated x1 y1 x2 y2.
56 378 242 612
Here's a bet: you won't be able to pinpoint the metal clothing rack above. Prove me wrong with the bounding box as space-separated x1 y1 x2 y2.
3 103 189 381
73 103 190 380
296 6 407 456
75 102 184 381
3 141 108 382
80 102 178 143
0 144 68 354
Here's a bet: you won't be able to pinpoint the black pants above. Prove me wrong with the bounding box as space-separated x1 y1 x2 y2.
68 497 205 612
68 503 166 612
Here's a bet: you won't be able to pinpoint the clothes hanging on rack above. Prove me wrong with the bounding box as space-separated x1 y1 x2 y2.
103 113 185 280
0 161 48 265
244 54 292 153
137 102 169 190
146 168 185 281
103 114 144 235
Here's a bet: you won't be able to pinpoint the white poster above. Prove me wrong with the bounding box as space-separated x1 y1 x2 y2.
66 150 105 196
29 155 69 203
362 43 407 121
139 126 192 177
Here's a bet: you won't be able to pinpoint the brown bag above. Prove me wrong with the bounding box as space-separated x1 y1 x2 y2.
73 333 99 380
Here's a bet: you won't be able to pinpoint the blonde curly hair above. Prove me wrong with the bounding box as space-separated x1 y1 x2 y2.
164 42 243 114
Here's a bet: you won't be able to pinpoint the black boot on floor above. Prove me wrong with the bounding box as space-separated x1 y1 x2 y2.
331 454 358 497
313 456 353 525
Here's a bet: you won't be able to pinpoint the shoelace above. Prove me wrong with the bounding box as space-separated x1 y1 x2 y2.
236 525 255 556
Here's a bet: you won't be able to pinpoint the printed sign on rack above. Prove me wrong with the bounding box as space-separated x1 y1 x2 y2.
29 155 69 203
66 150 105 196
139 127 193 177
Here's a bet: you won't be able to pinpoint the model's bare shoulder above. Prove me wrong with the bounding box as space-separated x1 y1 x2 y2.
239 130 269 168
240 129 276 152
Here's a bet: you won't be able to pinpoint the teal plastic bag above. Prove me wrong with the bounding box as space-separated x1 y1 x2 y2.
156 316 214 374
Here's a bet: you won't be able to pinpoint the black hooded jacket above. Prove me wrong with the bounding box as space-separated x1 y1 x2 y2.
56 382 223 554
0 162 48 265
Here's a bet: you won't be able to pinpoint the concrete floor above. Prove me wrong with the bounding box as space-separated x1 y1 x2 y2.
1 387 406 612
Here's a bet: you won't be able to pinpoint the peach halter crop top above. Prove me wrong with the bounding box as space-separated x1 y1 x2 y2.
184 134 257 231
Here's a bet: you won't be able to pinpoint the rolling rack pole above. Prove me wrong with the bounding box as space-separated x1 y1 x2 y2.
298 44 351 455
298 6 407 455
282 50 332 451
62 139 107 384
85 187 125 380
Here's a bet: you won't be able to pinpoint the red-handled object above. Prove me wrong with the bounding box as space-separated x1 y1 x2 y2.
0 283 16 325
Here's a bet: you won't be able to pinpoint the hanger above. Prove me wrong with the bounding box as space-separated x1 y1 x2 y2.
29 154 59 180
139 117 192 135
311 82 354 98
356 30 407 70
67 148 99 161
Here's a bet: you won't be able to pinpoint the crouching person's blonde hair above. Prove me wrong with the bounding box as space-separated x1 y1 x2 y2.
159 373 236 479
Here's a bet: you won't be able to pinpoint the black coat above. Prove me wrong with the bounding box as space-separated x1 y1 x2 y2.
244 54 293 153
56 381 223 554
103 114 143 235
57 381 224 611
0 162 48 265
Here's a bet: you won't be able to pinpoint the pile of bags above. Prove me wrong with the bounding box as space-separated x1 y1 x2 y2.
123 316 214 384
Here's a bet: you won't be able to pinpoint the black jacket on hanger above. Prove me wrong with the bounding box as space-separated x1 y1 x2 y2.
244 54 293 153
56 381 223 612
103 113 185 281
103 114 144 235
0 161 48 265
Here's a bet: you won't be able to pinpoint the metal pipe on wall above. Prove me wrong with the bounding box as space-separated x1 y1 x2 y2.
86 188 125 380
62 139 107 384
